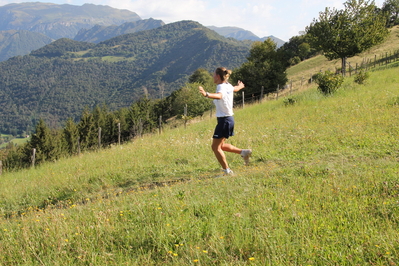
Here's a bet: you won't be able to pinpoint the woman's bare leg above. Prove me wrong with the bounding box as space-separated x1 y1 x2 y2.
221 143 242 154
211 138 229 169
212 138 243 169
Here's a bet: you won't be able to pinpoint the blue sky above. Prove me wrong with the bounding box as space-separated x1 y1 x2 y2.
0 0 385 41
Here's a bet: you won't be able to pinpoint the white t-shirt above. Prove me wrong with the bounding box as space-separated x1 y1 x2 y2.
214 83 234 117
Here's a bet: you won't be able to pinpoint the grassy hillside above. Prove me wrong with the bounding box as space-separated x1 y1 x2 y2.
0 56 398 264
287 25 399 86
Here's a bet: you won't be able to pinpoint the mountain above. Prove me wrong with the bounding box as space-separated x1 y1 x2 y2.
0 21 250 134
0 2 141 39
74 18 165 43
0 2 143 61
260 35 286 48
0 30 52 61
208 26 286 47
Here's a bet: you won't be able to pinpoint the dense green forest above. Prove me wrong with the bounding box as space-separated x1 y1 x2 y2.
0 21 250 135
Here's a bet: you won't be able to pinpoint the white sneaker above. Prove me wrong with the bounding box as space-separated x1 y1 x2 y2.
215 168 235 178
223 168 234 176
241 149 252 166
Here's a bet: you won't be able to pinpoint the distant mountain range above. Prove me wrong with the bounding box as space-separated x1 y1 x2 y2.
74 18 165 43
0 2 285 61
208 26 285 47
0 2 286 134
0 21 251 134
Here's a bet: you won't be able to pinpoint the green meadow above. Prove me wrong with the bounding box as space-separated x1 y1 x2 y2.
1 41 399 265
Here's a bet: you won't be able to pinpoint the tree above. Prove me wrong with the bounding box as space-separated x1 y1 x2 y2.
278 34 319 66
188 68 214 89
78 108 97 150
25 118 62 164
382 0 399 27
170 83 212 118
128 97 157 137
63 118 79 155
306 0 389 76
231 38 288 96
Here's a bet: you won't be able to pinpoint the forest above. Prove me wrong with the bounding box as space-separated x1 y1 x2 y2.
0 21 250 135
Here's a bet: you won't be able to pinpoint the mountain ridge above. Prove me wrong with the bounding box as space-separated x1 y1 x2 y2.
0 2 285 61
0 20 250 134
208 26 285 47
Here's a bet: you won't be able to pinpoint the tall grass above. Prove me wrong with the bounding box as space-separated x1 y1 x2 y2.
1 67 399 265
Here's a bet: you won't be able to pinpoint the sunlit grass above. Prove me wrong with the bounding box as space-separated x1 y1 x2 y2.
1 60 399 265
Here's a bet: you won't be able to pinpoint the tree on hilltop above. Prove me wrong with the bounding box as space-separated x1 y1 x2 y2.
231 38 288 96
306 0 389 76
382 0 399 27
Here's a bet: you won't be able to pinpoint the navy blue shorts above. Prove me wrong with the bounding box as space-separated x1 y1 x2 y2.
213 116 235 139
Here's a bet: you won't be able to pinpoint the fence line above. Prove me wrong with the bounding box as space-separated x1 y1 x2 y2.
2 49 398 173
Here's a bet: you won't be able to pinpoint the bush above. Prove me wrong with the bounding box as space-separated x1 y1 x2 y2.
314 71 344 95
283 97 297 106
354 70 370 85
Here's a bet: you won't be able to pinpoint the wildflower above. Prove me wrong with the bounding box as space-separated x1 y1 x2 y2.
193 259 199 262
249 257 255 261
173 253 178 257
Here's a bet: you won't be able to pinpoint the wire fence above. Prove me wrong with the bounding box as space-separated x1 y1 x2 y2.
1 49 398 174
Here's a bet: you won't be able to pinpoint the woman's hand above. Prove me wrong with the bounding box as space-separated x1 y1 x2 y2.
234 80 245 92
198 86 207 97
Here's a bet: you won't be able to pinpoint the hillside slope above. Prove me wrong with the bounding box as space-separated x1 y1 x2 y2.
0 63 398 264
208 25 286 47
0 30 53 61
0 21 250 134
287 25 399 84
74 18 165 43
0 2 142 61
0 2 141 39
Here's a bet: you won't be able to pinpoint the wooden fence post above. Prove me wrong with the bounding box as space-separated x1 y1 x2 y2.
0 160 2 175
290 80 293 95
260 86 264 102
159 116 162 134
118 123 121 145
98 127 101 149
276 85 279 100
77 136 81 155
31 148 36 168
184 104 187 129
242 91 245 108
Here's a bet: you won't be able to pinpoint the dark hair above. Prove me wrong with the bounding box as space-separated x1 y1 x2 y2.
215 67 232 82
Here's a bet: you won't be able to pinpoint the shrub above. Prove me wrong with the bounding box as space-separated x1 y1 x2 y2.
283 97 297 106
314 70 344 95
354 70 370 85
